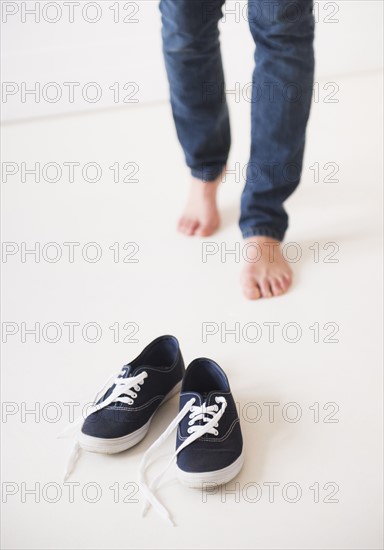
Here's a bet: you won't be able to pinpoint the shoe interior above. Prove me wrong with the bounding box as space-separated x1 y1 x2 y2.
183 359 229 393
132 336 179 368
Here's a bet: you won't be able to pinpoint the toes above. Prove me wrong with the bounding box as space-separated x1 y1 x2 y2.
178 214 214 237
242 280 261 300
259 279 273 298
178 217 198 236
195 226 212 237
195 226 207 237
185 219 198 236
178 217 191 235
270 278 284 296
245 286 261 300
240 270 261 300
279 273 292 290
177 217 186 233
195 221 219 237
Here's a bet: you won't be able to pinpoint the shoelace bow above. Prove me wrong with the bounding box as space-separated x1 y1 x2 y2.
139 396 227 526
59 369 148 480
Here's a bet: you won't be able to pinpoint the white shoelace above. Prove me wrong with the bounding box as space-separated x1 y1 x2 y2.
139 396 227 526
59 369 148 480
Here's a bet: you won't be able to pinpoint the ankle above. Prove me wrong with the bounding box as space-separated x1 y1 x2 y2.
191 177 220 196
245 236 281 246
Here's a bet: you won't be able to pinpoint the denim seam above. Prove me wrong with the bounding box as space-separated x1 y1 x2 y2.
191 165 226 182
241 226 284 241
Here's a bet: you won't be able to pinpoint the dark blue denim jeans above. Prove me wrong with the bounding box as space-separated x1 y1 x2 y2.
160 0 315 241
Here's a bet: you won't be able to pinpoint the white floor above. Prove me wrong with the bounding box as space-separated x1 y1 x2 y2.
1 71 383 550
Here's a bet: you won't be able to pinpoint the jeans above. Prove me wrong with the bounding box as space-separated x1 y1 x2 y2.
159 0 315 241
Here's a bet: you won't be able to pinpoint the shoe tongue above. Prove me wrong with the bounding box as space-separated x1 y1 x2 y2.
119 364 154 378
118 364 133 379
99 364 133 404
179 391 223 431
180 391 222 408
205 391 223 406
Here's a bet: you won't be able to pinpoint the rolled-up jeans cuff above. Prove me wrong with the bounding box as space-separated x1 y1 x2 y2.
241 226 285 242
191 165 226 182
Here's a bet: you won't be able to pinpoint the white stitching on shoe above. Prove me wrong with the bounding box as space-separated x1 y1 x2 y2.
139 396 228 526
59 369 148 480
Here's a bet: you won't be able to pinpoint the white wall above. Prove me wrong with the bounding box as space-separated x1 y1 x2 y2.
1 0 383 121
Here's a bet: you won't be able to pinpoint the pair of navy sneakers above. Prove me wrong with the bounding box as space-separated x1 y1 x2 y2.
61 336 243 525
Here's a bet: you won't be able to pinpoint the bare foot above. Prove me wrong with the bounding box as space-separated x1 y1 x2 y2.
177 175 221 237
241 237 293 300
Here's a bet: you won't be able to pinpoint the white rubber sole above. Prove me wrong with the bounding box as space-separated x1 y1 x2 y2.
176 450 244 488
78 381 182 454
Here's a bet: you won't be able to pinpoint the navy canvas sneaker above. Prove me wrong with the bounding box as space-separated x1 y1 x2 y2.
140 358 243 525
60 335 184 479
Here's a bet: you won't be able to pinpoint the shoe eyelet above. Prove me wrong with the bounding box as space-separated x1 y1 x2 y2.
129 400 134 405
187 428 192 434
